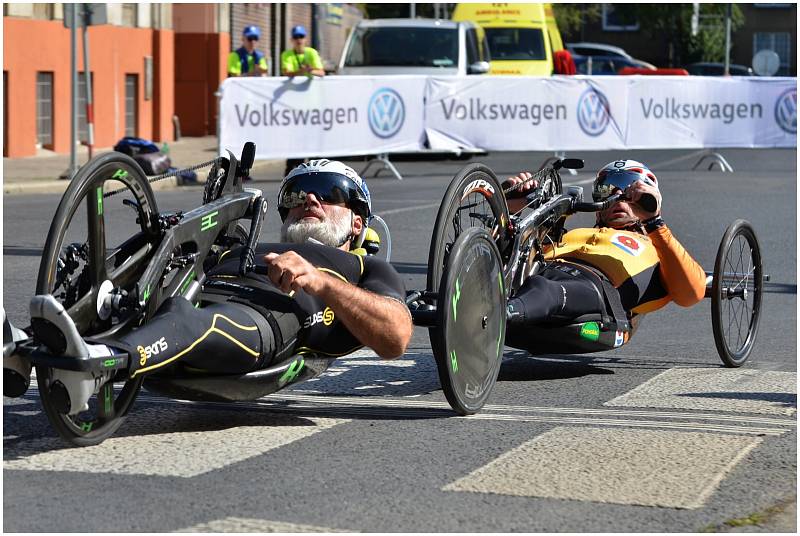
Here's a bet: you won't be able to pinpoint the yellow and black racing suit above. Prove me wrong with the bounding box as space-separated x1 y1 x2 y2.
505 224 707 349
106 243 406 377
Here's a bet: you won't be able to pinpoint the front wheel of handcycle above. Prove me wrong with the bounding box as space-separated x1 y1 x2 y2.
34 152 160 446
426 163 510 295
431 227 507 415
711 219 763 368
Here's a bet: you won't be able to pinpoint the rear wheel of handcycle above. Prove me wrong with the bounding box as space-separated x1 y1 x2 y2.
432 227 506 415
34 152 160 446
711 220 763 368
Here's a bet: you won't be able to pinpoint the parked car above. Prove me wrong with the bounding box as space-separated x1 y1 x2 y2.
566 41 656 70
684 62 754 76
572 54 653 75
337 19 490 76
452 3 563 75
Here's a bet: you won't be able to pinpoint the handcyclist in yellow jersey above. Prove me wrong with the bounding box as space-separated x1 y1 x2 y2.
502 160 707 352
25 161 412 414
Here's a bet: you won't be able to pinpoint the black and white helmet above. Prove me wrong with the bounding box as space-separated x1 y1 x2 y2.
277 159 372 223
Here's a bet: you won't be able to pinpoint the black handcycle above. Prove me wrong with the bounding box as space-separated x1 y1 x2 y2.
2 142 502 446
407 158 766 417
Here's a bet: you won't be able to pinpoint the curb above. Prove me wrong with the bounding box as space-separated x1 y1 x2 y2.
3 159 286 196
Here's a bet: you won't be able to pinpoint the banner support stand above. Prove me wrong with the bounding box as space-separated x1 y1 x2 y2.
361 153 403 181
692 150 734 172
539 151 577 176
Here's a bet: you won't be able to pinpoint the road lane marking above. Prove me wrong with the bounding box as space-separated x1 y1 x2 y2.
113 392 791 436
378 202 441 216
4 407 348 478
175 517 348 533
605 367 797 416
443 426 763 509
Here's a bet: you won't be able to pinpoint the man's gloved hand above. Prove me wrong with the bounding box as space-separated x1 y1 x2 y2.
624 179 661 221
502 172 539 212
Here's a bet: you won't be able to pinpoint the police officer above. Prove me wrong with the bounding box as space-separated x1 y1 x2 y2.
228 25 269 77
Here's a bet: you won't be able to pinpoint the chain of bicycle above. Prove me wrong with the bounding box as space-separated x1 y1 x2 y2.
103 157 223 198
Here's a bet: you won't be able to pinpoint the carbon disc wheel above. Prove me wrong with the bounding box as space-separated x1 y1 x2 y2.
711 220 763 368
432 227 506 415
35 152 159 446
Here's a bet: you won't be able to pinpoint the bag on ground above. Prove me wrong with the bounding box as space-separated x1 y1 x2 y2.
133 151 171 175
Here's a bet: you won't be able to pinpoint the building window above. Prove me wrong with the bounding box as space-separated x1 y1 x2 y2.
36 72 54 147
125 74 138 137
602 4 639 32
32 3 55 20
122 3 138 27
754 32 792 75
77 72 93 143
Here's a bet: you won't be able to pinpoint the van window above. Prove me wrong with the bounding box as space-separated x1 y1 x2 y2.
485 28 546 61
466 28 480 65
345 27 459 68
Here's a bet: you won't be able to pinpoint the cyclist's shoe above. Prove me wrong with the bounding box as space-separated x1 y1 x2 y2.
30 295 92 358
3 308 32 397
29 295 114 414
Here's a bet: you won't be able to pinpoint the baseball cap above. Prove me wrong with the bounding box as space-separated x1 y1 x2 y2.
243 25 261 39
291 25 307 38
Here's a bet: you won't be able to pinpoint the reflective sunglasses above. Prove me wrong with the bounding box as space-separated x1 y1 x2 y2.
593 169 656 202
278 173 359 211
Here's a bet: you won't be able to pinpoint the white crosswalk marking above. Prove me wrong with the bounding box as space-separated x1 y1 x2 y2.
444 426 763 509
4 406 348 478
175 517 348 533
605 368 797 416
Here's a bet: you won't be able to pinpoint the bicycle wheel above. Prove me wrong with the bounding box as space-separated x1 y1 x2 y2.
34 152 159 446
711 220 763 368
433 227 506 414
427 163 510 294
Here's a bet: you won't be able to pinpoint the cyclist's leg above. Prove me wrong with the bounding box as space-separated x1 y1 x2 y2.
109 297 273 376
505 265 605 347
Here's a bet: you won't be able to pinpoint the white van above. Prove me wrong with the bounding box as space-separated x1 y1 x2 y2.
337 18 490 76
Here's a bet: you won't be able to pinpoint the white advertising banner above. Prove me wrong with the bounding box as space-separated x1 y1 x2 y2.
218 75 796 159
424 76 629 151
218 76 427 159
625 77 796 148
424 76 797 151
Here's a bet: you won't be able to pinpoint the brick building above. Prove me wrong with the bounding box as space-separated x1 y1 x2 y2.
3 3 360 157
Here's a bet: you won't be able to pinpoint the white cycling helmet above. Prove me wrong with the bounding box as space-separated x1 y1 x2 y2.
593 159 658 202
278 159 372 247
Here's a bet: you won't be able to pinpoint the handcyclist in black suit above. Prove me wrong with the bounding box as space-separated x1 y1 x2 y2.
25 160 413 414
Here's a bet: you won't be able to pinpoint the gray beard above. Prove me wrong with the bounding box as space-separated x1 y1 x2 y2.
280 211 352 247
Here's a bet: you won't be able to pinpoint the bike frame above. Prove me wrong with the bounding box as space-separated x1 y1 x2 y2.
16 153 264 375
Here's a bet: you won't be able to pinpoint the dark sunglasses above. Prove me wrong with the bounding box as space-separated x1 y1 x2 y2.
278 173 357 211
593 170 655 201
247 36 259 42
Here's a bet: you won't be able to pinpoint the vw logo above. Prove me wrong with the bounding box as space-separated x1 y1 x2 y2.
577 88 611 137
775 88 797 134
368 88 405 139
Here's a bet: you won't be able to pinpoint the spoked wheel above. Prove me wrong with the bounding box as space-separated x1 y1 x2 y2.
711 220 763 368
34 152 160 446
427 163 510 294
432 228 506 415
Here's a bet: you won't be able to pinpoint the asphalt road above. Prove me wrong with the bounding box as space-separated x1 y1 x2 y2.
3 148 797 532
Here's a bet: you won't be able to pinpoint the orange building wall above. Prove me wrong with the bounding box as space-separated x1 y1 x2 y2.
3 17 175 157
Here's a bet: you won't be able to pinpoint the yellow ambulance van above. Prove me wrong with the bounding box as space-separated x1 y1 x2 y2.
452 3 563 75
